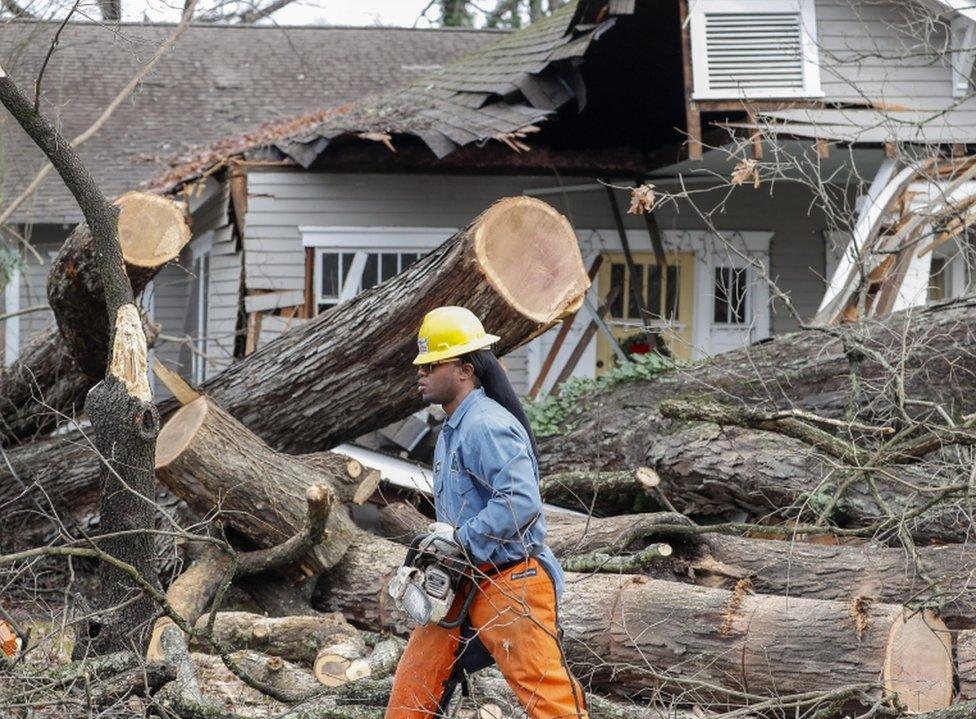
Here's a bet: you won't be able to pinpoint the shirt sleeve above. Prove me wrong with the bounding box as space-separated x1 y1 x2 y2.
455 416 542 564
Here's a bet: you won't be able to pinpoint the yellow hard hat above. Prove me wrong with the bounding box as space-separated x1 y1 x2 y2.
413 306 500 365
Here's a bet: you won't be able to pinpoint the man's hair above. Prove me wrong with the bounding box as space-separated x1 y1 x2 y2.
460 349 540 461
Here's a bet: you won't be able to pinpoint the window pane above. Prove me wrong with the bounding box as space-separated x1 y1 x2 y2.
381 253 398 282
321 253 339 298
340 253 356 292
362 253 379 291
628 265 645 319
647 265 662 318
731 268 747 323
609 263 625 318
400 253 420 270
665 266 679 319
929 257 947 301
714 267 730 323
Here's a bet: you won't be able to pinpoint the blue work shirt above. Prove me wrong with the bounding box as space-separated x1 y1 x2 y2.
433 388 565 601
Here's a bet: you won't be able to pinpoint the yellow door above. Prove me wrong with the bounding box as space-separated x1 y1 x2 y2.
596 251 695 372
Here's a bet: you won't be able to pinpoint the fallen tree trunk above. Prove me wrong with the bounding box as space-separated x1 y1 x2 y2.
4 197 586 537
155 396 360 570
536 298 976 536
190 612 360 666
538 467 660 515
318 533 953 711
198 196 588 453
149 407 956 710
548 511 976 623
0 192 189 446
541 296 976 474
376 502 976 623
542 420 970 542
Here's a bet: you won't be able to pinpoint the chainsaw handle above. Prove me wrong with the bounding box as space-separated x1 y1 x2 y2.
438 575 477 629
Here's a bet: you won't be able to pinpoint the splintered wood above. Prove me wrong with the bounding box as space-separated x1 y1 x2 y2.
816 155 976 326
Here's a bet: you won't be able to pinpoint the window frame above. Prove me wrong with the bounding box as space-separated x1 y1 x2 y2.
689 0 823 100
300 227 457 315
712 265 749 325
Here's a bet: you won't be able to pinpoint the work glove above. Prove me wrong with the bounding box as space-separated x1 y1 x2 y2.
417 521 464 561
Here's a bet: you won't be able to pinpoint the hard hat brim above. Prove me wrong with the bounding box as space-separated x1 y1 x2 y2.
413 334 501 365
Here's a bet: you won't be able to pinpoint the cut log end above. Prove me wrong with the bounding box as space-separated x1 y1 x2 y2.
353 470 382 505
883 609 953 713
115 191 190 268
474 196 589 326
155 396 210 468
146 617 178 663
314 640 366 686
635 466 660 489
346 459 363 479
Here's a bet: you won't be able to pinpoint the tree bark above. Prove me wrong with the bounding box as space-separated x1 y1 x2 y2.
957 630 976 700
197 195 588 453
0 192 188 446
48 191 189 379
190 611 360 666
155 396 358 571
0 63 161 657
317 533 953 711
376 502 976 624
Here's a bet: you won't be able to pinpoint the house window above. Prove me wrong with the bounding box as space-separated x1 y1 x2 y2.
689 0 822 99
301 226 455 315
714 266 748 324
928 256 948 302
607 261 680 322
316 250 424 313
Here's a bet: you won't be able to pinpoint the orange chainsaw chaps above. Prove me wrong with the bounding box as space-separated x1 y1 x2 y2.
386 557 588 719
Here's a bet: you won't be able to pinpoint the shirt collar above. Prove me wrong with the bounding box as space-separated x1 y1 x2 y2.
445 388 484 430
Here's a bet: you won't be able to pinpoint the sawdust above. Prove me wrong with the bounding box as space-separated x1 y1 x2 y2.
720 578 753 636
849 595 873 641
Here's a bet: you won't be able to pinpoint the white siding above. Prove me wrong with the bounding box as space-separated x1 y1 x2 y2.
244 171 835 393
815 0 954 107
151 181 236 396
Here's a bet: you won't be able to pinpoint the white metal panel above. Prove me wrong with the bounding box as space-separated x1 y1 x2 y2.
690 0 822 99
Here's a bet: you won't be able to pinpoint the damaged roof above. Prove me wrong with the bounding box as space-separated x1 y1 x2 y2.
0 20 500 223
153 0 638 192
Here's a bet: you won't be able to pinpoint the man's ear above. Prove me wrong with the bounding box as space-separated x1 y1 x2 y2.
458 362 476 382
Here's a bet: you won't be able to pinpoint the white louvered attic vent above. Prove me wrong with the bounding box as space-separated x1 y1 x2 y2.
690 0 822 100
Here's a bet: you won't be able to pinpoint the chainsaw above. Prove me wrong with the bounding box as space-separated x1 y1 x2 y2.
388 532 476 627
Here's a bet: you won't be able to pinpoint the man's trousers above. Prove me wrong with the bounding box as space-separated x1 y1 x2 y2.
386 557 588 719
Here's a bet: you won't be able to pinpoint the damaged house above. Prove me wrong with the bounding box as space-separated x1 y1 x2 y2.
6 0 976 404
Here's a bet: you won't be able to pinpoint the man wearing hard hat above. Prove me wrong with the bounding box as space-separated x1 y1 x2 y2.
386 306 588 719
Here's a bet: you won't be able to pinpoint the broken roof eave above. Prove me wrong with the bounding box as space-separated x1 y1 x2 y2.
151 0 644 193
728 108 976 147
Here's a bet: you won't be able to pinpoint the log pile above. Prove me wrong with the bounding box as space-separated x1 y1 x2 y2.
5 196 976 719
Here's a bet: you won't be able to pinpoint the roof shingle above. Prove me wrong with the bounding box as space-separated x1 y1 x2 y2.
0 20 501 223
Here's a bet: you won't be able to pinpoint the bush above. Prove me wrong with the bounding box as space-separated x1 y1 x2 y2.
523 352 678 437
